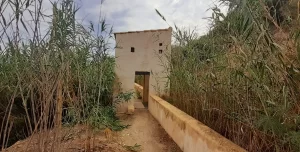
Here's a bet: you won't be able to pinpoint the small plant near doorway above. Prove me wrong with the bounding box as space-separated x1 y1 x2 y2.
135 90 142 99
134 75 144 85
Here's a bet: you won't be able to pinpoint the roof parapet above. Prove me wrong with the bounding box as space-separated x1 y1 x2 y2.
114 27 172 38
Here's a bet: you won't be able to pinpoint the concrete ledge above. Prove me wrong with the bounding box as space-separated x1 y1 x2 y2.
134 83 143 97
134 83 246 152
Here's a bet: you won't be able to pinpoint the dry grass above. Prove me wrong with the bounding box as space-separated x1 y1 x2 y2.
158 0 300 151
0 0 129 151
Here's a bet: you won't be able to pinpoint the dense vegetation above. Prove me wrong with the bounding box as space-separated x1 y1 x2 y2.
160 0 300 151
2 0 300 151
0 0 130 150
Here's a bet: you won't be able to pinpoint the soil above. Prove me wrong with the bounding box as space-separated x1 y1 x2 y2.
4 125 126 152
4 109 181 152
118 109 181 152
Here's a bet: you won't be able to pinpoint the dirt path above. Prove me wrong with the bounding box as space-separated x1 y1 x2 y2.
118 109 181 152
5 103 181 152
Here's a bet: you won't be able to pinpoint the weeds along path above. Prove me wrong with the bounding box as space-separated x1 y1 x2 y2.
5 109 181 152
118 109 181 152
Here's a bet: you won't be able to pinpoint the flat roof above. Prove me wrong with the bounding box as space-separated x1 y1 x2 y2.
114 27 172 37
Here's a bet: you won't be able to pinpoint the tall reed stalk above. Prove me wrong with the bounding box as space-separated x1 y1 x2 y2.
0 0 127 151
159 0 300 151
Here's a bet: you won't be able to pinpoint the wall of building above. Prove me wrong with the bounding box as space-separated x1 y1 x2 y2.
134 83 246 152
115 28 172 113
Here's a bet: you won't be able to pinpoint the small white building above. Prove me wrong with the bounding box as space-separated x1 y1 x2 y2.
114 27 172 113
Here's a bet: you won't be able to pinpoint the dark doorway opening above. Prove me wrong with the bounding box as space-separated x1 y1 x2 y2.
134 71 150 108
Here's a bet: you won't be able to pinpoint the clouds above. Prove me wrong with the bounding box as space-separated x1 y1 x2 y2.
78 0 227 35
0 0 53 50
0 0 227 55
73 0 228 56
1 0 227 41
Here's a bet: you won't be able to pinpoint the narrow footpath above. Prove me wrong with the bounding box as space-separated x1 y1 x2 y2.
117 100 182 152
5 100 181 152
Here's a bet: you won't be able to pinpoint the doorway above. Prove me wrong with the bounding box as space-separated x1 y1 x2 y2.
134 71 150 107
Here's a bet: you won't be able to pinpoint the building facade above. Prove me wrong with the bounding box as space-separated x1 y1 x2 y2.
114 27 172 113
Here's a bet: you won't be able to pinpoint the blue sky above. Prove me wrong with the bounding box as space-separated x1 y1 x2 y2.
1 0 227 55
74 0 228 55
75 0 227 35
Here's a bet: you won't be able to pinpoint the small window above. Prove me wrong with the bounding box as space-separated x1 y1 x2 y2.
159 50 163 54
159 43 163 46
131 47 135 52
